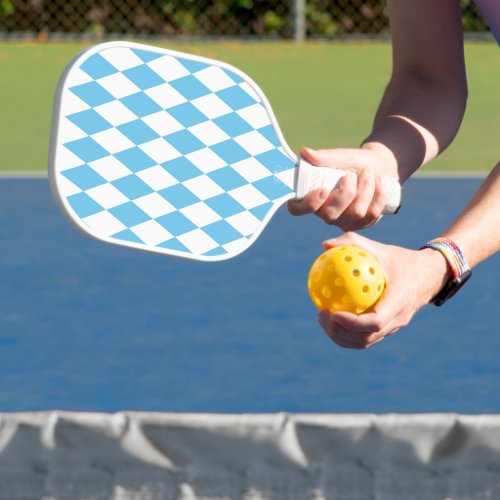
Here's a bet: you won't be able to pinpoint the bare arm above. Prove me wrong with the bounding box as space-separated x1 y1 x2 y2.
442 162 500 267
363 0 468 181
289 0 468 226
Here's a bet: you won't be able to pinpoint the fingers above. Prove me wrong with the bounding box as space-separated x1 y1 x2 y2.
322 168 373 226
288 147 362 219
317 280 411 349
349 170 387 227
287 187 330 216
318 309 398 349
288 153 387 230
322 230 376 252
288 169 385 229
315 172 357 223
328 168 387 230
288 168 386 231
366 176 388 221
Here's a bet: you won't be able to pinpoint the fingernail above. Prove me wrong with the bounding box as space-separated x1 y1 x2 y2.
300 146 314 156
319 188 330 200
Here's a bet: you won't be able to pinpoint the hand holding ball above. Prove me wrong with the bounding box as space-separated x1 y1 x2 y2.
308 245 385 314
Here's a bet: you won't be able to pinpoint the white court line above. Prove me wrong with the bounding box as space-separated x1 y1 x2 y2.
414 170 487 178
0 171 48 178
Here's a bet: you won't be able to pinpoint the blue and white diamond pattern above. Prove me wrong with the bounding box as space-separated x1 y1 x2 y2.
55 45 296 259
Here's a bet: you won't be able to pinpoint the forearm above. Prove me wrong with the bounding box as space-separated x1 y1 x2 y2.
361 0 467 183
413 163 500 306
441 162 500 267
363 73 467 182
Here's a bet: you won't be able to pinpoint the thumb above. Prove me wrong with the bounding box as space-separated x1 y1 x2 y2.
322 231 369 250
300 147 367 170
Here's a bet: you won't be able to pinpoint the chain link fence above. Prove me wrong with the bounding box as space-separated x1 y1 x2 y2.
0 0 491 40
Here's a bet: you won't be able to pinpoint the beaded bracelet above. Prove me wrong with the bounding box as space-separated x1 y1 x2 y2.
421 238 470 278
420 237 472 306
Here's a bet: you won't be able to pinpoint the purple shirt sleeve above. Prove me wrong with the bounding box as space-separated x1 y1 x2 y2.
473 0 500 44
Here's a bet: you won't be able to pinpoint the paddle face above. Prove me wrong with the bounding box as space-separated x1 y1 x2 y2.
49 42 297 261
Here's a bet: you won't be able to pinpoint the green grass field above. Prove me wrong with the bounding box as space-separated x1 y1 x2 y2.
0 41 497 173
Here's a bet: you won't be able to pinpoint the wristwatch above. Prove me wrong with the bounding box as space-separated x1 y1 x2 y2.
421 238 472 306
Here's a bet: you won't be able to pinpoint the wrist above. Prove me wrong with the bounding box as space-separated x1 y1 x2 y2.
360 141 399 179
418 248 452 302
420 238 472 306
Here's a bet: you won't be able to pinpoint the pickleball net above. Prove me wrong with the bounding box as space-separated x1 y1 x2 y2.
1 411 500 499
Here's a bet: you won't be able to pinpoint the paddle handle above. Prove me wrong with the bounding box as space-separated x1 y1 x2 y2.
294 158 401 214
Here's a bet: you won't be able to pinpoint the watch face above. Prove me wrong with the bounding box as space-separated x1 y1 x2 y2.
432 269 472 306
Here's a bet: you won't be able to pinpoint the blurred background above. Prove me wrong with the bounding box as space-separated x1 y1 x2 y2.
0 1 497 177
0 0 492 40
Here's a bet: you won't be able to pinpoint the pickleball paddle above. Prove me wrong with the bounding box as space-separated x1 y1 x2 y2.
49 41 401 261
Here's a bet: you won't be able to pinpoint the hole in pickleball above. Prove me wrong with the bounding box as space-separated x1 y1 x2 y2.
362 285 369 293
359 251 367 257
313 271 321 282
378 284 382 291
369 267 376 275
313 294 322 307
344 256 352 262
334 277 344 286
342 295 351 304
322 286 332 299
352 269 360 277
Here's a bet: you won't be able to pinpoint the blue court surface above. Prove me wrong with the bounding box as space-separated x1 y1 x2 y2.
0 176 498 413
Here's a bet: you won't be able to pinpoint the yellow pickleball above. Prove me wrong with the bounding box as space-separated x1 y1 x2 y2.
308 245 385 314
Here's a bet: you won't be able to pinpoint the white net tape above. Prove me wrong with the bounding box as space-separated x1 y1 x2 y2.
0 412 500 499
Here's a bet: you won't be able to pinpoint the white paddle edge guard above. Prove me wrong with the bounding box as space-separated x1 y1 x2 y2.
294 158 402 214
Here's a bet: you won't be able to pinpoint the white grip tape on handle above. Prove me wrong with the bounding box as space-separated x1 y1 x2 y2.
294 158 401 214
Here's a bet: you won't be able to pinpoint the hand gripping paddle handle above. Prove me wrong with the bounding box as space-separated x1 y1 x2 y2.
294 158 402 214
